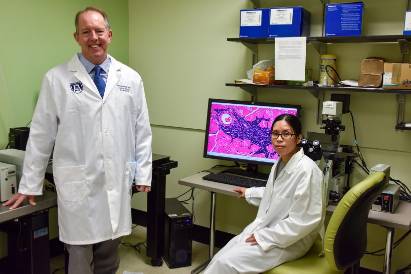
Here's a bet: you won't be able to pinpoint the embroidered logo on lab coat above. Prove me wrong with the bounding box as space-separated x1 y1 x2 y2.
117 84 131 93
69 81 84 94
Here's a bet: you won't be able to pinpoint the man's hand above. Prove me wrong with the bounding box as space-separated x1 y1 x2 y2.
233 187 247 198
2 193 36 209
245 234 258 245
135 185 151 192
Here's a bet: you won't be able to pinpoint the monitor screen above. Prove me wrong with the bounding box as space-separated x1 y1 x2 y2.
203 98 300 165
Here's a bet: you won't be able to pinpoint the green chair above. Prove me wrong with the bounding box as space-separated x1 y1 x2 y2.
265 171 386 274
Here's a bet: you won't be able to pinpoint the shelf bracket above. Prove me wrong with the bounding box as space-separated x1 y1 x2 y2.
309 87 325 125
320 0 330 36
395 38 410 129
250 0 260 8
397 94 406 125
242 42 258 65
395 94 411 130
239 85 258 102
311 41 327 55
398 39 410 63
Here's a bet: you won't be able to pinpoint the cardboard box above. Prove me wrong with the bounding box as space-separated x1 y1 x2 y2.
268 7 310 37
361 58 384 74
383 63 411 89
358 74 382 87
325 2 364 37
239 9 269 38
358 58 384 87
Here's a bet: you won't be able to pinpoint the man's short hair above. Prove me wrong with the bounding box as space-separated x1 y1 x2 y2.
75 6 110 33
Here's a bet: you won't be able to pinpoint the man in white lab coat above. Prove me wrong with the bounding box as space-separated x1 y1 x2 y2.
204 114 323 274
4 6 152 274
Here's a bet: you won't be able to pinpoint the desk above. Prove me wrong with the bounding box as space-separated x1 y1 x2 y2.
0 191 57 274
0 191 57 223
1 153 176 273
372 202 411 274
179 171 239 274
328 202 411 274
180 171 411 274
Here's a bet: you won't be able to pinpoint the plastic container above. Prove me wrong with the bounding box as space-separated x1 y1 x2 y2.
320 54 337 86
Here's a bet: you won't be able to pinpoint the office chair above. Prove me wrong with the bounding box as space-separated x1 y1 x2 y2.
264 171 386 274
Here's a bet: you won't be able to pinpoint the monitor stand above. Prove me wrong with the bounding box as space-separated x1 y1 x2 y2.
222 163 268 180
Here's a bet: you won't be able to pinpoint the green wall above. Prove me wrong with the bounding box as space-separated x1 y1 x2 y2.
1 0 410 271
0 0 128 258
129 0 411 272
0 0 129 147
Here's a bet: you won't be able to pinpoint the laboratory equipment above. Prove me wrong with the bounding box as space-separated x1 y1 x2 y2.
0 162 17 202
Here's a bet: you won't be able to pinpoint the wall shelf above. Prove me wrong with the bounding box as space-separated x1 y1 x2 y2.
226 83 411 128
227 34 411 128
231 3 411 129
396 123 411 130
226 83 411 95
227 35 411 44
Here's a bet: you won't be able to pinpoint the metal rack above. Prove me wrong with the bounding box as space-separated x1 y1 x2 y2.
228 1 411 129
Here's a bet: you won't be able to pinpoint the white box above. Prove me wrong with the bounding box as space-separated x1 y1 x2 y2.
322 101 343 116
0 149 25 181
0 162 17 202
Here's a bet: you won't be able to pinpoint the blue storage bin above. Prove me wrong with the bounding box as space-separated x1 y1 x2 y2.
239 8 269 38
325 2 364 37
268 7 310 37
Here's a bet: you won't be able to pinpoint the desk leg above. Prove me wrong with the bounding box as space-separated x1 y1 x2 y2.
209 191 216 258
191 191 216 274
383 227 394 274
146 169 166 266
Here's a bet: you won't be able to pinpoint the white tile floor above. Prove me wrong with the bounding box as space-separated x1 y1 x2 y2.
50 226 211 274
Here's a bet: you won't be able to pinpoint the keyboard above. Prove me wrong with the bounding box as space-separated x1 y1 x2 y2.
202 172 267 188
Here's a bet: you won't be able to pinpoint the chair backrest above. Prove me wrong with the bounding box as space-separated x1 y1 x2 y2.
324 172 386 271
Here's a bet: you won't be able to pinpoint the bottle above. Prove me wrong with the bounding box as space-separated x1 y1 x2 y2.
320 54 337 86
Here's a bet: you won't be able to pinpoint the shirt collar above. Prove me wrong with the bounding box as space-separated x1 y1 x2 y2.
282 148 305 174
77 53 111 74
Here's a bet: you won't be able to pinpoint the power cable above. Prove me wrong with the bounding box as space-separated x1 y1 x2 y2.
365 230 411 256
349 112 410 202
172 187 196 222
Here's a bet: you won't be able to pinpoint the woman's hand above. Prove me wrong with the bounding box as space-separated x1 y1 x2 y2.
245 234 257 245
233 187 246 198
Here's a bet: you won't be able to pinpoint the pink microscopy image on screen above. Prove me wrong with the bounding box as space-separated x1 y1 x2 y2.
207 102 297 161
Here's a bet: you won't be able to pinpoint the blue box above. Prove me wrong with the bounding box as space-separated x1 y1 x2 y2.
239 9 269 38
268 7 310 37
325 2 364 37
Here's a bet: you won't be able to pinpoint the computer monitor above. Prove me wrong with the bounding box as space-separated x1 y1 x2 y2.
203 98 300 166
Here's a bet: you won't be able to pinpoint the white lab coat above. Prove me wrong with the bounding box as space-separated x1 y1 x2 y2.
204 149 323 274
18 54 152 245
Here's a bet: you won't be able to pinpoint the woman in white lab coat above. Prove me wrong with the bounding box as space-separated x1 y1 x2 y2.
204 114 324 274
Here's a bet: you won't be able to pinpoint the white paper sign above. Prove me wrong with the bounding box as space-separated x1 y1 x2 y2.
270 8 293 25
275 37 306 81
405 11 411 31
241 10 262 27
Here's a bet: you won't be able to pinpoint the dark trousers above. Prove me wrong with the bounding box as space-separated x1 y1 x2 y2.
65 238 120 274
